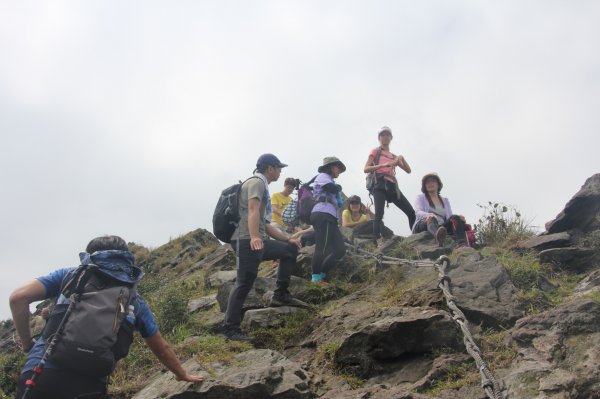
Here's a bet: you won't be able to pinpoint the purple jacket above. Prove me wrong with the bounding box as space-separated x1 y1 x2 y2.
311 172 338 218
412 193 453 232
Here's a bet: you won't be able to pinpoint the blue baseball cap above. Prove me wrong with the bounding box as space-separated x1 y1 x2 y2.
256 153 288 169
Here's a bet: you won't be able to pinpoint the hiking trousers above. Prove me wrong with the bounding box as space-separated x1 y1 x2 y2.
414 215 468 243
16 368 107 399
372 182 415 238
224 239 298 329
310 212 346 275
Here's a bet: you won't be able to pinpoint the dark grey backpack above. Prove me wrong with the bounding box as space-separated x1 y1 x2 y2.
42 265 137 378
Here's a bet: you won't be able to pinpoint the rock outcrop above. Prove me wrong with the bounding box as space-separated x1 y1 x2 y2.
133 350 312 399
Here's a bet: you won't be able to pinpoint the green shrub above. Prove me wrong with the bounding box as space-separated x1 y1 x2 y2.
153 285 191 336
0 351 26 397
475 202 536 247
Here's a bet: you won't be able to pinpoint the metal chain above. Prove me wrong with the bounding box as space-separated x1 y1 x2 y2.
433 255 504 399
343 242 504 399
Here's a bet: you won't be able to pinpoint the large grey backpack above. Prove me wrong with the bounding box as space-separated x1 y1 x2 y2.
42 264 137 378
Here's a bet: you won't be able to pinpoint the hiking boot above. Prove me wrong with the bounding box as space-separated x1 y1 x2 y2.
435 227 447 247
270 291 310 308
223 327 254 342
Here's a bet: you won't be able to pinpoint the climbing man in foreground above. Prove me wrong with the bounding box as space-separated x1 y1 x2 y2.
223 153 308 342
9 235 202 399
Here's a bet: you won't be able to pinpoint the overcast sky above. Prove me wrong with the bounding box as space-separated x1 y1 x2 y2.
1 1 599 320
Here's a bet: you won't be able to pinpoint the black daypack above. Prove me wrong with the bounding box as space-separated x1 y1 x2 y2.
42 265 137 378
212 176 261 243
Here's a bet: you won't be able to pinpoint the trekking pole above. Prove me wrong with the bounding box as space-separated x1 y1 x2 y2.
21 294 79 399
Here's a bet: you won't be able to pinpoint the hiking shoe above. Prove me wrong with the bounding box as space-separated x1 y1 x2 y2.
270 292 310 308
435 227 447 247
223 327 254 342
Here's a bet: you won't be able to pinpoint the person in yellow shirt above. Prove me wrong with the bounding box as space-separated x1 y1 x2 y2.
271 177 296 231
342 195 371 227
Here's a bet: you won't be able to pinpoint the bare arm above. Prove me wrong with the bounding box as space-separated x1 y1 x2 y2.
396 155 411 174
144 332 203 382
266 223 289 241
9 280 47 351
248 198 263 250
364 155 381 173
265 224 301 249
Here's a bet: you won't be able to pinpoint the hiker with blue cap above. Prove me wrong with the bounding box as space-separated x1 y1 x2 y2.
223 154 309 342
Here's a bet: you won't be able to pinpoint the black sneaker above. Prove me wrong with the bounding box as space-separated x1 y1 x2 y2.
223 327 254 342
269 291 310 308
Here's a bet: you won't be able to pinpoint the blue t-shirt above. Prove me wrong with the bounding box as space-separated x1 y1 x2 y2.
22 267 158 375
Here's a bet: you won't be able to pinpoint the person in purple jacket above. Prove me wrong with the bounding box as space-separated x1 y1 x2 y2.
310 157 347 282
413 173 468 247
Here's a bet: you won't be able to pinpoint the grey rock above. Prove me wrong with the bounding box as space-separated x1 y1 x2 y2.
510 300 600 346
187 294 218 313
574 269 600 296
331 306 462 377
207 270 237 288
132 349 312 399
516 232 572 251
186 243 236 275
447 256 524 328
538 247 595 271
320 385 430 399
546 173 600 233
402 232 453 259
242 306 304 330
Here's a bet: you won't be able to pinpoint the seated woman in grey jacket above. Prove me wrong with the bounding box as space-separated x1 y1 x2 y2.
412 173 468 247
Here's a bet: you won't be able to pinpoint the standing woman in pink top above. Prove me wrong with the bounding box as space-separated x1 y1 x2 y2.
364 126 416 242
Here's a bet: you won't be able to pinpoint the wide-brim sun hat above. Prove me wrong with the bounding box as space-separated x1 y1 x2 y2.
318 156 347 173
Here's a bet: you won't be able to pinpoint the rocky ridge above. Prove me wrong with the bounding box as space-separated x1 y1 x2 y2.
1 173 599 399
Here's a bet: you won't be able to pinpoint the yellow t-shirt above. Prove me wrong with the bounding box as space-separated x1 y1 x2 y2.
271 192 292 226
342 209 369 226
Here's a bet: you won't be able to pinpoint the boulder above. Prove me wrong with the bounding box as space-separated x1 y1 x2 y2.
447 256 524 328
574 269 600 297
516 232 572 251
399 232 453 260
545 174 600 234
207 270 237 288
327 306 462 378
538 247 596 271
505 301 600 398
400 254 523 328
510 300 600 346
132 349 312 399
186 244 236 275
188 294 218 313
242 306 304 330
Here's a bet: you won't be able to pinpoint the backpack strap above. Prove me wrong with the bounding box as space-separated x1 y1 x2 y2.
61 264 99 299
302 175 318 187
373 147 383 165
